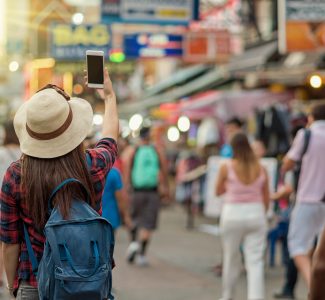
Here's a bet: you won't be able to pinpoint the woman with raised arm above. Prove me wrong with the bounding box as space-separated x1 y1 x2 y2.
0 69 118 299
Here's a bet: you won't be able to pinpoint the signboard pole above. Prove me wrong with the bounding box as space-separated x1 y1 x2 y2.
193 0 200 21
278 0 287 54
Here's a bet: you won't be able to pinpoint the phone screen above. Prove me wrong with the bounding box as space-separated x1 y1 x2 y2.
87 55 104 84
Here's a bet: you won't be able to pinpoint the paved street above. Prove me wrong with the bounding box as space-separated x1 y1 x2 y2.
113 205 308 300
0 205 308 300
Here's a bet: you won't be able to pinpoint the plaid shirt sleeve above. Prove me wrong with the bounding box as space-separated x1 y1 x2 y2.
86 138 118 212
0 162 22 244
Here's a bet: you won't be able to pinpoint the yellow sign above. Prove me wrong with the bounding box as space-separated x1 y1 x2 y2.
52 24 110 47
158 9 188 18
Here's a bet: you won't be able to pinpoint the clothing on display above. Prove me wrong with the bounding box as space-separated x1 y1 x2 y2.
197 118 220 148
255 106 290 157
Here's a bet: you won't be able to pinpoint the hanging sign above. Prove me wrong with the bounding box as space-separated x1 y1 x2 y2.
123 33 183 58
51 24 111 60
101 0 199 25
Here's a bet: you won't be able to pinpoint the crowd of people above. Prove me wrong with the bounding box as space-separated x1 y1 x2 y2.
0 69 324 300
214 104 325 299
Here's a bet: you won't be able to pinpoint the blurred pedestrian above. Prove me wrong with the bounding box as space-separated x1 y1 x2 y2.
216 132 270 300
273 124 308 299
0 121 21 179
211 117 245 276
282 103 325 288
102 165 132 232
0 69 118 299
114 136 130 175
125 127 169 266
271 182 296 300
220 117 244 158
0 121 21 293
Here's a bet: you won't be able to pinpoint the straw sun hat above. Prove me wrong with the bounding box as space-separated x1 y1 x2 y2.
14 84 93 159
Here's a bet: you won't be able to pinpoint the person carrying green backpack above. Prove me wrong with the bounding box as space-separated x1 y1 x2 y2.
125 127 169 266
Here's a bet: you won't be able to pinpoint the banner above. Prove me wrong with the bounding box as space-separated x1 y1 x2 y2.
51 24 111 60
190 0 243 56
198 0 242 34
123 33 183 58
183 30 231 63
101 0 199 25
279 0 325 53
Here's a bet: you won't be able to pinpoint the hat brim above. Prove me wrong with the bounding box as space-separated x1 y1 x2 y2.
14 97 93 158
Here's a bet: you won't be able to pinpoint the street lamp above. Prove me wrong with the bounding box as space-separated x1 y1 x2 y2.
129 114 143 131
167 126 180 142
72 13 84 25
310 75 322 89
9 61 19 72
177 116 190 132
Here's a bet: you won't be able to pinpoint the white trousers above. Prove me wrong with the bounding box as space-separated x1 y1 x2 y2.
220 203 267 300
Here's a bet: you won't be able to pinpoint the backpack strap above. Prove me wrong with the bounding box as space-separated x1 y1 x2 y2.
48 178 90 215
23 224 39 276
293 129 311 192
130 146 139 170
152 145 161 168
301 129 311 159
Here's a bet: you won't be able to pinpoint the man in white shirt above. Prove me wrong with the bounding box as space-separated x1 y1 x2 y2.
282 103 325 288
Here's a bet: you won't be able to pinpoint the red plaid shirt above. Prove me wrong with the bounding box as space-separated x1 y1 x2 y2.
0 138 117 289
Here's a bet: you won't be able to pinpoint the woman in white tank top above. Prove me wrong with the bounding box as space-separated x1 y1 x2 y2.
216 132 270 300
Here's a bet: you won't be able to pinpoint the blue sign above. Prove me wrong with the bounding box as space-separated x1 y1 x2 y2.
101 0 199 25
123 33 183 58
51 24 111 60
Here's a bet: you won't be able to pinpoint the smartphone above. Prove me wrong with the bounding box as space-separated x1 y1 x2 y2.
86 50 104 88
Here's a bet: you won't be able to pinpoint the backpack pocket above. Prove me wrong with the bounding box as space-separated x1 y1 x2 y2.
54 263 110 300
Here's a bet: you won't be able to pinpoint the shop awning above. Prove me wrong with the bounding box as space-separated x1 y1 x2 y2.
228 41 278 74
151 89 293 122
143 64 211 98
119 67 228 117
255 51 325 86
118 41 280 118
178 89 293 121
179 90 222 111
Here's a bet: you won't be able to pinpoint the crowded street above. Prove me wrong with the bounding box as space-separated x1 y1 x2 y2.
1 0 325 299
0 206 309 299
113 207 308 300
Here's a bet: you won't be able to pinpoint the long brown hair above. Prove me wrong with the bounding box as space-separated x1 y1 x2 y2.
230 133 260 183
21 144 95 228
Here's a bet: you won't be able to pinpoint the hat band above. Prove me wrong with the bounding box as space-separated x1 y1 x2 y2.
26 106 73 141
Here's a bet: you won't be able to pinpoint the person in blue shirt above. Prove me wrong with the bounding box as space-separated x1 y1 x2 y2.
102 167 132 231
220 117 244 158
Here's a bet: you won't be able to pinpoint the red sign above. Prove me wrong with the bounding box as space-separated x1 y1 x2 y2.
183 30 231 63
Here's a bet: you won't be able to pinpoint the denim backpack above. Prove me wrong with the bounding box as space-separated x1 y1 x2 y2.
23 178 115 300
